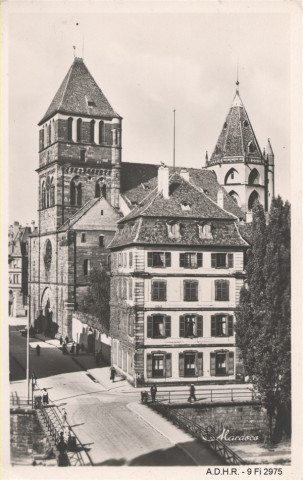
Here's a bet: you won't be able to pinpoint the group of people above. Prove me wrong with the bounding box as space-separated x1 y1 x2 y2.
147 383 197 403
60 336 85 356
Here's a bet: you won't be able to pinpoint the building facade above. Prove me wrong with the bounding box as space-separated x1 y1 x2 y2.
204 86 275 219
8 221 34 317
110 166 248 385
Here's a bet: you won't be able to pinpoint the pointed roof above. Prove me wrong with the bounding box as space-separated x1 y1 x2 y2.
265 138 274 159
208 88 263 164
39 57 120 125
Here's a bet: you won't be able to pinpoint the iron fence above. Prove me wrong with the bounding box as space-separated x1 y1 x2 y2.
147 387 258 405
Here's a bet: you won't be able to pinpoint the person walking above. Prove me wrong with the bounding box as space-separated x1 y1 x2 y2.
150 384 157 402
76 343 80 355
42 389 49 406
62 343 68 355
188 383 197 402
36 344 41 356
59 336 63 345
62 408 67 425
70 343 75 354
110 366 116 382
65 336 69 345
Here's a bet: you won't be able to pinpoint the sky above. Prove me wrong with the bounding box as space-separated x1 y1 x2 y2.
5 2 297 226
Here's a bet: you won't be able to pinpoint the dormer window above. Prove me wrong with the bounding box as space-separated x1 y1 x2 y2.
248 141 256 154
181 201 192 211
243 120 249 128
166 221 181 240
198 222 213 240
86 96 96 107
223 122 228 129
142 183 150 190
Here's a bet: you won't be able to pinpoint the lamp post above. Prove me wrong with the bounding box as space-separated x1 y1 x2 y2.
26 295 30 404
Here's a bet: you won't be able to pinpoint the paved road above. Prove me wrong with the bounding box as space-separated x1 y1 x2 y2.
9 328 223 466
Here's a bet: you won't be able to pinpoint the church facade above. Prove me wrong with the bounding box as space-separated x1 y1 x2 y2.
28 56 275 384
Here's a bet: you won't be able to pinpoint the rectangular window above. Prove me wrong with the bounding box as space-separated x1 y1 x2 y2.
99 235 104 247
147 315 171 338
210 351 234 376
128 278 133 300
147 252 171 268
80 149 86 162
83 259 90 276
147 352 172 378
81 233 86 243
118 253 122 267
215 280 230 301
179 352 203 377
124 253 127 268
184 280 198 301
211 253 233 268
179 315 203 337
13 274 19 284
180 252 203 268
129 252 133 268
128 314 134 336
151 281 167 301
211 315 233 336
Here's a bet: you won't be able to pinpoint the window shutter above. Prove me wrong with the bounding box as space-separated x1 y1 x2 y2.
165 316 171 337
211 315 216 336
179 353 185 377
165 252 171 267
211 253 216 268
165 353 172 377
147 354 153 378
224 280 230 301
147 316 153 338
162 281 167 301
197 352 203 376
148 252 153 267
179 315 185 337
228 254 234 268
196 315 203 337
228 352 234 375
180 253 185 267
210 352 216 376
197 253 203 267
228 316 234 336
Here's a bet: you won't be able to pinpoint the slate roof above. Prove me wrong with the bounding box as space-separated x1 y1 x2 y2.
207 90 263 164
110 217 249 249
121 162 245 219
39 58 120 125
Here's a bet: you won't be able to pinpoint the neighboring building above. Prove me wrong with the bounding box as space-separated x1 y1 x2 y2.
204 85 275 220
8 221 34 316
109 165 248 385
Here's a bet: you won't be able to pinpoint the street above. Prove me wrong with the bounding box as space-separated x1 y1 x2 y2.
9 325 224 466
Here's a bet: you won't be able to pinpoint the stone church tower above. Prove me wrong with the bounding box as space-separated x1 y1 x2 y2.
204 84 275 219
29 57 122 337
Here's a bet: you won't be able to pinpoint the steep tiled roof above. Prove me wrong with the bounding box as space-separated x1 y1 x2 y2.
39 58 120 125
110 217 249 249
207 90 263 164
121 172 236 222
58 198 100 231
121 162 245 219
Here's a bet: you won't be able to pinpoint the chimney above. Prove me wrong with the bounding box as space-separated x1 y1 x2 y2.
217 189 224 209
158 165 169 199
180 169 189 182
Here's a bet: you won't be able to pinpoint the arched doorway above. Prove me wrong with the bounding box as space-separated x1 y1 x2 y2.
38 288 58 338
248 190 260 211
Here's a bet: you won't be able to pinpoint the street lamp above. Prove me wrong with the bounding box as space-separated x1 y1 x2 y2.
26 294 30 404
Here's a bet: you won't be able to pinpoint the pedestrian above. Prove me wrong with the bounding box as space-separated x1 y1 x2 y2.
36 344 41 356
65 335 69 345
70 343 75 354
59 336 63 345
57 431 68 466
150 384 157 402
42 388 49 406
188 383 197 402
62 408 67 425
80 343 85 352
110 366 116 382
76 343 80 355
62 343 68 355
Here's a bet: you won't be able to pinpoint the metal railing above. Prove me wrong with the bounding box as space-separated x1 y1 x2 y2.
150 401 246 465
147 387 258 405
10 392 31 408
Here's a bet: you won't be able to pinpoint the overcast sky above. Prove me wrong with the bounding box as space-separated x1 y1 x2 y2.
5 2 297 225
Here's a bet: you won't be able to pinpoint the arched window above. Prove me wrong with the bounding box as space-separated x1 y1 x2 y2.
248 168 260 185
90 120 95 143
102 184 107 199
48 124 51 145
224 168 238 185
67 117 73 141
99 121 104 144
70 180 76 205
95 181 101 198
248 141 256 154
248 190 259 211
50 178 55 206
229 190 239 204
42 181 46 209
77 183 82 206
77 118 82 142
